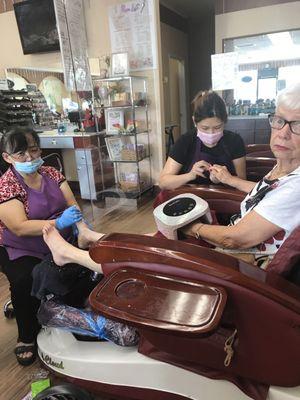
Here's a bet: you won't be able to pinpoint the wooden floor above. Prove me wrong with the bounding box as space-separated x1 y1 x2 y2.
0 195 157 400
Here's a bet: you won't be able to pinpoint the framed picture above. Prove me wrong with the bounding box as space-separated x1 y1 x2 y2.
111 52 129 77
105 137 123 160
106 109 125 134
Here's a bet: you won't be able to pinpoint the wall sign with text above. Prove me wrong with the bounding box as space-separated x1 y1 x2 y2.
109 0 157 71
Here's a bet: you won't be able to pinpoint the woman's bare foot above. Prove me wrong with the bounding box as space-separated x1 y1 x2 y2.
43 224 77 266
43 224 103 273
77 226 104 249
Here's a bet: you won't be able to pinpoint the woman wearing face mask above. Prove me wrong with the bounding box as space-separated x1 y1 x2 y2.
159 90 246 190
0 127 97 366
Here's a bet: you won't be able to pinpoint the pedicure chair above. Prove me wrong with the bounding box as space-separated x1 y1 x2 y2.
37 186 300 400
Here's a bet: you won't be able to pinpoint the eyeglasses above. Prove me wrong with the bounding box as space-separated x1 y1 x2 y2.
9 146 41 161
268 114 300 135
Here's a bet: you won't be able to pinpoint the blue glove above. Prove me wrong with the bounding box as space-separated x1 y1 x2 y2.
71 217 93 238
55 206 82 230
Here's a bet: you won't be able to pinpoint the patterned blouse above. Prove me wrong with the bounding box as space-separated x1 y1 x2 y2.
0 166 65 244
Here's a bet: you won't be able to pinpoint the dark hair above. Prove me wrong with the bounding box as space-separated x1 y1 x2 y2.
192 90 228 124
0 126 40 155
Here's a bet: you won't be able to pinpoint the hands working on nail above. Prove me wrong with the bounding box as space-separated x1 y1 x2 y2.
190 160 212 180
190 162 234 186
209 164 233 185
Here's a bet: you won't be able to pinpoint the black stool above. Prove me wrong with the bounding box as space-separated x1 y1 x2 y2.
165 124 178 157
0 246 15 318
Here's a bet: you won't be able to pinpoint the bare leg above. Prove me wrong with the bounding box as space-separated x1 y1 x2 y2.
43 225 103 273
76 220 104 249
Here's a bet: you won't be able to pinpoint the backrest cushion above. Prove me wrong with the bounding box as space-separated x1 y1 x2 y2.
267 226 300 275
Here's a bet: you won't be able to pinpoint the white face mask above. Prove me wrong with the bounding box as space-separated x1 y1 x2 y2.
197 129 224 146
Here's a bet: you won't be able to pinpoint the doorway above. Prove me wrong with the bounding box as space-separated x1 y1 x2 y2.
168 56 187 142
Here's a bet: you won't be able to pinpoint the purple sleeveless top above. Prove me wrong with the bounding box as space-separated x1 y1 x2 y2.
2 168 71 260
187 137 235 184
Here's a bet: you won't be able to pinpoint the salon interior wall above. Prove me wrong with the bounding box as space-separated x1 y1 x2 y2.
0 11 62 72
160 21 189 143
160 3 215 149
84 0 165 183
215 1 300 53
188 10 215 102
0 0 165 183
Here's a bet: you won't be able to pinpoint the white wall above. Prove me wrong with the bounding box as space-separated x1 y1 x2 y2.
0 0 165 181
0 11 62 74
215 1 300 53
84 0 165 182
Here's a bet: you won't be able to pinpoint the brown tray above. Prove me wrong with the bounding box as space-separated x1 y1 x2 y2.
90 268 227 335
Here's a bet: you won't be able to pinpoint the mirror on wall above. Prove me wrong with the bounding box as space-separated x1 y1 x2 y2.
223 29 300 114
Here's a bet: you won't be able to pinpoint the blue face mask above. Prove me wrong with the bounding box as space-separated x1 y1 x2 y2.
14 157 44 174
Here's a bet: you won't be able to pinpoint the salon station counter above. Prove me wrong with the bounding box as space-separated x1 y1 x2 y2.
38 130 113 200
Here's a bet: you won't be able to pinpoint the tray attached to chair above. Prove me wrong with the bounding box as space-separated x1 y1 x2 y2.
90 268 227 335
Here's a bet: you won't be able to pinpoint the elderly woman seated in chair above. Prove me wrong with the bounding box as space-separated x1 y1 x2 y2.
40 83 300 275
181 83 300 268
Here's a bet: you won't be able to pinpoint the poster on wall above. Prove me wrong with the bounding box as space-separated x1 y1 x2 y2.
53 0 73 90
53 0 92 91
109 0 157 71
211 52 239 90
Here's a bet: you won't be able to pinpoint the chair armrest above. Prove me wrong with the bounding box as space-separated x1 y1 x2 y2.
89 233 300 314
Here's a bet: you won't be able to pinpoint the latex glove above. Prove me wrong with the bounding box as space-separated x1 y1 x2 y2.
55 206 82 230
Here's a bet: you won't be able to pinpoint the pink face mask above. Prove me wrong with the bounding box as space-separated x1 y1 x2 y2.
197 129 224 146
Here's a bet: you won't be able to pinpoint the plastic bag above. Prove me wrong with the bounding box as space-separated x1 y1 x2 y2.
37 299 139 347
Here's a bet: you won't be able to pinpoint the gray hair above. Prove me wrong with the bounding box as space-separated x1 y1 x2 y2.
276 83 300 110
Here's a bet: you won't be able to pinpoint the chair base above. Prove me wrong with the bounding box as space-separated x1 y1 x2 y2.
37 328 300 400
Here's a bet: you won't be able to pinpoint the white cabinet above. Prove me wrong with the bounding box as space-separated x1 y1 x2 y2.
39 133 115 200
39 136 74 149
75 148 101 200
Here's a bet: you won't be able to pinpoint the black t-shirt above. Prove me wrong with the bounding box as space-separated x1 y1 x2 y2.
169 129 246 175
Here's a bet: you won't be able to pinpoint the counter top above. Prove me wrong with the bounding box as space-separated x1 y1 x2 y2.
38 130 105 138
